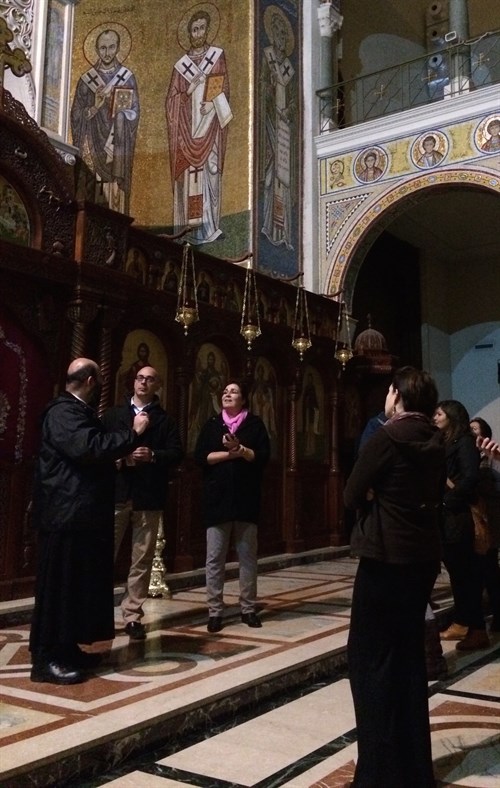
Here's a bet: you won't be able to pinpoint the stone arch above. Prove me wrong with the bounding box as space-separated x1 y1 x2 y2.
324 167 500 311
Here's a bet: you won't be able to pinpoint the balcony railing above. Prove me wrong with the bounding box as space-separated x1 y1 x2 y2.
317 29 500 132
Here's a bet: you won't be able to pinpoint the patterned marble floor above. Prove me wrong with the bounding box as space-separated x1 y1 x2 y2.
0 556 499 787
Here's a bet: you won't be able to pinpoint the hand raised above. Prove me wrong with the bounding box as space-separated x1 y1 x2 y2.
133 411 149 435
222 432 239 451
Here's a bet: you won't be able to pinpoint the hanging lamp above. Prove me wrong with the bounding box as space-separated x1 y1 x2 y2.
334 299 353 369
291 278 312 361
240 258 262 350
175 243 199 335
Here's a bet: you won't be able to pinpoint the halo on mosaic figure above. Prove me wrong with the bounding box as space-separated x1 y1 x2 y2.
353 146 387 184
411 130 448 169
263 5 295 57
474 115 500 154
83 22 132 66
176 3 221 51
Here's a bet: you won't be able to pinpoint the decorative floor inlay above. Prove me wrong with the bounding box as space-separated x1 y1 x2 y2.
0 558 498 788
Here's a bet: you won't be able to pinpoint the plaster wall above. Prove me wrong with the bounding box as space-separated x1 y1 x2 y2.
341 0 500 83
420 252 500 433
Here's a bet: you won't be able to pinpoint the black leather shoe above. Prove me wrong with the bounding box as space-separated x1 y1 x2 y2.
207 616 223 633
124 621 146 640
30 661 85 685
241 612 262 628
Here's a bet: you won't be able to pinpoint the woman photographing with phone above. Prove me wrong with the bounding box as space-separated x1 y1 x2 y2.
195 379 270 633
344 366 446 788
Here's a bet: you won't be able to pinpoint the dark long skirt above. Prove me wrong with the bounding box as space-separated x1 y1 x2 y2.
348 557 439 788
29 528 115 661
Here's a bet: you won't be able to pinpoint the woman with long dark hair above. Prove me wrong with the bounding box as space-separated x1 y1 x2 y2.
345 367 446 787
434 400 488 649
470 416 500 633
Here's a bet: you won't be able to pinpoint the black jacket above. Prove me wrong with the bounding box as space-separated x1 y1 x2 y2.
101 396 183 510
345 413 446 564
441 432 480 543
32 392 140 532
194 412 270 527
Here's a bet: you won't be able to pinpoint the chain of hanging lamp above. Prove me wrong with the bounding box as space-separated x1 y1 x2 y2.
175 242 199 335
240 259 262 350
334 299 353 369
291 276 312 361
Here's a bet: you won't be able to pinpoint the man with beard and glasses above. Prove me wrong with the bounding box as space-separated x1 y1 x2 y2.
166 9 232 244
29 358 149 685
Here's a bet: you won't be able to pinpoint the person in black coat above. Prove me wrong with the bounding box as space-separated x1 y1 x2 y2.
434 400 488 650
470 417 500 632
194 379 270 633
102 365 183 640
30 358 149 685
344 367 446 788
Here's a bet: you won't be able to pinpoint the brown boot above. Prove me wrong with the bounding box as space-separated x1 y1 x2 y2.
440 622 468 640
456 629 490 651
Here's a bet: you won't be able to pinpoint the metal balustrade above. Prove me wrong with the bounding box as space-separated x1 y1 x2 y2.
317 30 500 132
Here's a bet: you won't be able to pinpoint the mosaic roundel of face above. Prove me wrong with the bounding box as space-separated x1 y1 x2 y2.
354 147 387 184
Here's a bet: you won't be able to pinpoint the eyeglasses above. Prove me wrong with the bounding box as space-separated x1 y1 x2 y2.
135 375 157 384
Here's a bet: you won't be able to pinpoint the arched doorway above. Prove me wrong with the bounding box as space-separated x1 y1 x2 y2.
351 231 421 368
328 176 500 432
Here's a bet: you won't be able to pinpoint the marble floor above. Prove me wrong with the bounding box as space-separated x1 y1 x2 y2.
0 554 499 787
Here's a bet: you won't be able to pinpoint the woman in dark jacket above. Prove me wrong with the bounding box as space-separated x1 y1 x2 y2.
195 379 270 633
344 367 446 788
434 400 488 650
470 417 500 632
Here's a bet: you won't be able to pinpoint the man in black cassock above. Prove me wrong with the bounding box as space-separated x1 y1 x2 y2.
29 357 149 685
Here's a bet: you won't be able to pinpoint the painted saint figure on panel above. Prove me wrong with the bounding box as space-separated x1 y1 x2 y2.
252 361 277 439
260 6 297 251
116 332 167 407
0 178 30 246
71 24 140 215
298 368 324 460
166 4 233 245
188 344 228 451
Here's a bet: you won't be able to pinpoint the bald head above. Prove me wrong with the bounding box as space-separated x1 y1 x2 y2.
67 358 99 380
66 358 102 404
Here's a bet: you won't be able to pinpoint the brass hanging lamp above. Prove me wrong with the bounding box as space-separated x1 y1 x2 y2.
291 278 312 361
240 259 262 350
175 243 199 335
334 299 353 369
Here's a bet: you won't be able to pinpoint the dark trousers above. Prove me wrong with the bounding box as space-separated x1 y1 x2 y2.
483 547 500 626
442 536 485 630
348 557 438 788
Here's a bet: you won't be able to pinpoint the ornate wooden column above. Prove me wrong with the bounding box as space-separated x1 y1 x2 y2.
170 363 194 573
66 287 99 361
326 381 344 545
96 304 123 415
282 370 304 552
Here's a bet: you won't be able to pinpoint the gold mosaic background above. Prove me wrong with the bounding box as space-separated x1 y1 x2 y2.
71 0 253 229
